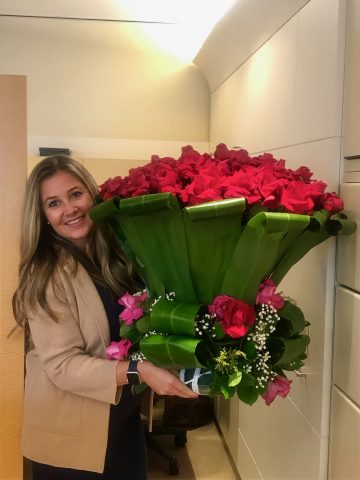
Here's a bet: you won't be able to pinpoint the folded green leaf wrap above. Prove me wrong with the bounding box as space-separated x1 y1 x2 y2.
90 194 329 304
90 193 355 399
140 335 204 369
150 298 202 336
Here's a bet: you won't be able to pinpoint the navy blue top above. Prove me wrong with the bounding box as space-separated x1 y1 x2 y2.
94 283 123 342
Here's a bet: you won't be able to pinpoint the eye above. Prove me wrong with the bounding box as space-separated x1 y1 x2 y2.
71 190 83 198
48 199 60 208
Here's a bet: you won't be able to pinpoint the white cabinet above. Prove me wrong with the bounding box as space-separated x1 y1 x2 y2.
328 387 360 479
333 287 360 406
337 182 360 292
331 5 360 475
342 0 360 157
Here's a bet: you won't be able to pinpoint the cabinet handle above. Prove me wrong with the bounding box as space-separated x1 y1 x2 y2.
294 369 307 377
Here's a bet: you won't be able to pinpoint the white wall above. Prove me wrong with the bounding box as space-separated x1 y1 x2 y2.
207 0 347 478
0 15 210 164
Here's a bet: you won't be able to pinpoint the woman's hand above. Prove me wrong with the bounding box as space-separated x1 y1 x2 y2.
138 361 198 399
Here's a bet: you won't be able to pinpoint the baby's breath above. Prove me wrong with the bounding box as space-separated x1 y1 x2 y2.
195 313 216 337
247 303 280 389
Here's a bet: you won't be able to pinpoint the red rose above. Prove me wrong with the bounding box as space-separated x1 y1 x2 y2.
98 144 345 216
180 175 222 205
280 182 314 214
260 179 285 210
99 176 124 199
295 166 313 181
221 298 256 338
321 192 344 213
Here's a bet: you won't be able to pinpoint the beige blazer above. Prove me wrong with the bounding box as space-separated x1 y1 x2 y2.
22 258 122 473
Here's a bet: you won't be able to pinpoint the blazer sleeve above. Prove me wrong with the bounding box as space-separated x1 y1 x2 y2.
27 269 122 405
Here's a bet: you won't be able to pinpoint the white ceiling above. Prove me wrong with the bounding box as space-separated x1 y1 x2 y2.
0 0 180 22
0 0 311 90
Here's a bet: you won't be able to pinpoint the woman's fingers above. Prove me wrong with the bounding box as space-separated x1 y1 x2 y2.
138 361 198 398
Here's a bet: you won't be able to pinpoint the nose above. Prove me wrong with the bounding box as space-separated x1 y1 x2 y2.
63 200 78 216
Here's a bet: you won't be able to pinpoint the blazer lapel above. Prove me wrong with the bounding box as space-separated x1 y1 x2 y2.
64 262 110 349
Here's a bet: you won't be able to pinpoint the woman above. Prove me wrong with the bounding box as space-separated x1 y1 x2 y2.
12 155 197 480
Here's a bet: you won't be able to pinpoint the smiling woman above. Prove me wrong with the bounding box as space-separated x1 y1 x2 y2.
12 155 198 480
40 170 94 250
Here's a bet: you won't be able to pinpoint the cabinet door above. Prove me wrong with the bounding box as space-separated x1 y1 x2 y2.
329 387 360 480
337 183 360 292
333 286 360 406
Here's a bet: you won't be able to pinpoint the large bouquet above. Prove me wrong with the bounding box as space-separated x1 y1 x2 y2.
91 144 355 405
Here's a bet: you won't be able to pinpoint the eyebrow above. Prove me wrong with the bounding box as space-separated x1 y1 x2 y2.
43 185 84 204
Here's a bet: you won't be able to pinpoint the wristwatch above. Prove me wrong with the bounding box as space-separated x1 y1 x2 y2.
127 360 142 385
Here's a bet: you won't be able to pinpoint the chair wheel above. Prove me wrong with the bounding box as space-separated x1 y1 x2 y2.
169 456 179 475
174 433 187 447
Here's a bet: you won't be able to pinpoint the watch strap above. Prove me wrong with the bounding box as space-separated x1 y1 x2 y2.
127 360 141 385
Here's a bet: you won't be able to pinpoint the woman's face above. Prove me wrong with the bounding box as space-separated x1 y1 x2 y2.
40 170 94 250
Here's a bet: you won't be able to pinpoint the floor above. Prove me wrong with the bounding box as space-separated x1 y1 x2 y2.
23 419 239 480
148 421 240 480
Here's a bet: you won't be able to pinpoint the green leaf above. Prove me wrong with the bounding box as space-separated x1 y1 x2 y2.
136 315 151 333
150 298 201 336
271 210 332 285
140 335 204 369
229 370 242 387
327 218 357 236
239 372 256 387
236 373 261 404
220 385 231 399
184 198 246 304
267 335 310 368
221 211 311 304
236 384 259 405
276 301 306 337
214 322 226 339
120 324 142 343
242 340 257 361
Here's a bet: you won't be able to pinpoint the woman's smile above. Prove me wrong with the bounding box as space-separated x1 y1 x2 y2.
41 170 94 249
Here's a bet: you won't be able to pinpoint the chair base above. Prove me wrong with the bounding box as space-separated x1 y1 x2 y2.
145 425 187 476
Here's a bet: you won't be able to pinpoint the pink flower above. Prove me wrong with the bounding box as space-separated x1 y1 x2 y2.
209 295 234 320
105 339 132 360
118 291 147 325
256 278 284 310
262 375 292 405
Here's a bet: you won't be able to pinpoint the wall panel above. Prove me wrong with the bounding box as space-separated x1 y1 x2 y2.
0 75 27 480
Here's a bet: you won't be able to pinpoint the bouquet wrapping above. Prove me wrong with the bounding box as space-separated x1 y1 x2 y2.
91 144 356 405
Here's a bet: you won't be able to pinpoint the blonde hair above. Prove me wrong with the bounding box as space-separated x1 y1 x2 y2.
13 155 139 326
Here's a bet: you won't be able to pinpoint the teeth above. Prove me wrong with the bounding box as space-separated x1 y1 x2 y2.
67 217 83 226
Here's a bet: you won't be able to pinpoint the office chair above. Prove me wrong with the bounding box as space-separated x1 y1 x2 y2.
143 390 187 476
